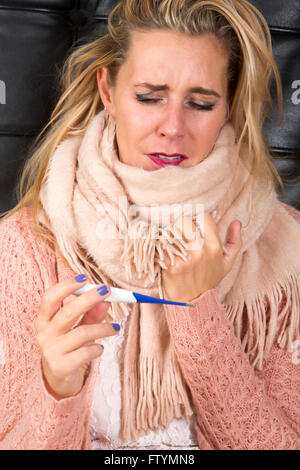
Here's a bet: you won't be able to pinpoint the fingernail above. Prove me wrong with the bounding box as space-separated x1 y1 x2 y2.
97 285 109 296
75 274 87 282
112 323 120 331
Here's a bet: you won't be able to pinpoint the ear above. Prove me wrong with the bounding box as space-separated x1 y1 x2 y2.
96 68 115 117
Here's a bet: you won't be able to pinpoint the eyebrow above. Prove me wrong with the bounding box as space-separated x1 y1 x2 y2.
134 82 221 98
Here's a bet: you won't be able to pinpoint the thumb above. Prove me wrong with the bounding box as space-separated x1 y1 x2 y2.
223 220 242 267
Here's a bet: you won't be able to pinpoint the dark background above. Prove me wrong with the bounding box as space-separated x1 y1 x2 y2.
0 0 299 212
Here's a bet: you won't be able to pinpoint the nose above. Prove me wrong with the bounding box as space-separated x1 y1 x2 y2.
157 103 185 139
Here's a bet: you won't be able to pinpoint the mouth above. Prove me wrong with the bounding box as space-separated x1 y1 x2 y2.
146 153 188 166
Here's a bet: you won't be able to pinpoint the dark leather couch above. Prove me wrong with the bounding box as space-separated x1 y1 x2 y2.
0 0 299 212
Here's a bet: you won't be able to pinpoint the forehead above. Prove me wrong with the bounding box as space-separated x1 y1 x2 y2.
118 29 228 91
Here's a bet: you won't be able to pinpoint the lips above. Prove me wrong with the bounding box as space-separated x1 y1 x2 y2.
146 152 188 167
150 152 188 159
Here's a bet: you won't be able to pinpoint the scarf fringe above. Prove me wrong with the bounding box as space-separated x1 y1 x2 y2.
160 349 193 424
126 353 193 441
120 295 193 443
55 232 110 288
121 220 189 282
224 272 300 370
136 356 161 432
277 272 300 352
119 365 140 442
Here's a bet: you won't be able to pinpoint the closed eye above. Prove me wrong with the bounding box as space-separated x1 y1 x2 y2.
135 94 215 111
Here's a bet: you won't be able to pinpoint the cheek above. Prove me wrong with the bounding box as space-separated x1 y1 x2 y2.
198 103 227 132
198 117 222 139
115 110 153 164
121 110 154 145
119 99 149 132
192 109 227 155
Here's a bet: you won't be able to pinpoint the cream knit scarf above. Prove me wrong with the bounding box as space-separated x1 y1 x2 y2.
38 109 300 441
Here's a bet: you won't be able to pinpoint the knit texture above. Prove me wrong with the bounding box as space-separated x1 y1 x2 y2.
0 202 299 450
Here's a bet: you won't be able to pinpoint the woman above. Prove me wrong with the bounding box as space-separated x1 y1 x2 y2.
0 0 299 450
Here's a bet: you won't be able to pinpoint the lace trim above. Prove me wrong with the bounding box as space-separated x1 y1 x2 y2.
89 317 199 450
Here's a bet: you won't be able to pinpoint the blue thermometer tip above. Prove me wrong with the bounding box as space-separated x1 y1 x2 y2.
132 292 195 307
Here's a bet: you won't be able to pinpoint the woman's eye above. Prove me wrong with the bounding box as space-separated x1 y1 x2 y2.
135 94 214 111
189 102 215 111
135 94 160 104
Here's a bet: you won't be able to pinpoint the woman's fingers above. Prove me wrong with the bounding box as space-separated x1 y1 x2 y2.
174 215 202 252
38 277 90 323
223 220 242 269
36 277 116 400
51 285 111 333
198 212 222 251
80 301 110 325
175 213 221 252
54 322 120 355
56 343 105 377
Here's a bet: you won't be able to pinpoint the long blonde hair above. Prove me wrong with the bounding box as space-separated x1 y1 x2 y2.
0 0 284 251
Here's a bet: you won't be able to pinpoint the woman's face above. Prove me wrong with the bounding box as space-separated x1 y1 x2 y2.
97 29 229 170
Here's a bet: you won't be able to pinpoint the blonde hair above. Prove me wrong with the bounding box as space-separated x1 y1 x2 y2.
0 0 284 250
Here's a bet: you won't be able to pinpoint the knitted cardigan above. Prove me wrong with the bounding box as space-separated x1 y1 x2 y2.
0 203 299 450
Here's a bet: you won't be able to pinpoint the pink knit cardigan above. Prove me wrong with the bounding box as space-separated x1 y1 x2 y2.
0 203 299 450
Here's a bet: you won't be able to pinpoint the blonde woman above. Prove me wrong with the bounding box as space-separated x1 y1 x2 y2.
0 0 300 450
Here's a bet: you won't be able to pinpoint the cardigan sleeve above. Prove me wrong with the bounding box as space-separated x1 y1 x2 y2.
164 288 300 450
163 203 300 450
0 211 96 450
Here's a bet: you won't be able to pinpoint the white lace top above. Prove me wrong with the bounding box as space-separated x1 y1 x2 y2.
89 316 200 450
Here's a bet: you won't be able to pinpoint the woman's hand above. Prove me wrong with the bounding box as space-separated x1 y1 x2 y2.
161 213 242 302
34 277 119 400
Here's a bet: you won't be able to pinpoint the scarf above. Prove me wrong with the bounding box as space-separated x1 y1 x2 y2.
38 109 300 441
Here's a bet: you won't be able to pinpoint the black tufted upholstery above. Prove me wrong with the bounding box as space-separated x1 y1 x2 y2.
251 0 300 210
0 0 299 213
